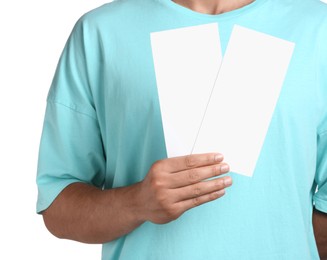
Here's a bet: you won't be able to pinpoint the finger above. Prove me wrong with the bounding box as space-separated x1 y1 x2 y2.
169 163 230 188
160 153 224 173
173 176 232 202
177 189 226 211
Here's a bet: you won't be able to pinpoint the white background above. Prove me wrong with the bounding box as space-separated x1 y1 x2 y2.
0 1 109 259
1 0 327 259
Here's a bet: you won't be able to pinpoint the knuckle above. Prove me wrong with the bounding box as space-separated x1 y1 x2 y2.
151 161 163 173
185 155 196 168
215 179 224 188
168 211 179 221
164 205 179 220
188 169 199 182
212 165 219 176
193 185 202 197
150 177 164 190
155 190 168 206
192 197 201 207
210 192 219 200
209 154 216 163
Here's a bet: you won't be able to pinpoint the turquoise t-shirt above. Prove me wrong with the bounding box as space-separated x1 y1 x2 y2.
37 0 327 259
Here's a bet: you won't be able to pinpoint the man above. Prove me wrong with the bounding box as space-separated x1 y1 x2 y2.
36 0 327 259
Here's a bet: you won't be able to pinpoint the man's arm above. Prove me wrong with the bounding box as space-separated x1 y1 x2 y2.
42 182 145 244
313 208 327 259
42 153 232 244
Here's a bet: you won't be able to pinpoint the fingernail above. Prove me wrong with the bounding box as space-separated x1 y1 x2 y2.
220 164 229 173
223 177 232 187
215 154 223 162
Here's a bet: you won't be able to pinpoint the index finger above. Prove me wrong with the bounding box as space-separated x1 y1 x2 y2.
161 153 224 173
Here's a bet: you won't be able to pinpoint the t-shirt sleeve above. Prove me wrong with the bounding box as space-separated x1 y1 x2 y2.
313 21 327 214
314 131 327 213
36 15 106 213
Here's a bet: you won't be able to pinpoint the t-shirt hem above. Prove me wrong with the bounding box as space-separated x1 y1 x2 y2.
36 180 82 214
313 195 327 214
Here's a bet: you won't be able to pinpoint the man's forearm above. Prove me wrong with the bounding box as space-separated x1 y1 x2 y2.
42 182 145 244
42 153 231 244
313 208 327 259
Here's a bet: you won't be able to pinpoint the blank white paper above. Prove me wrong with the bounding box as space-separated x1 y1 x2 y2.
151 23 222 157
193 25 295 177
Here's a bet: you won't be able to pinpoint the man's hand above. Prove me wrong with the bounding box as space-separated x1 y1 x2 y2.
136 153 232 224
42 152 231 243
